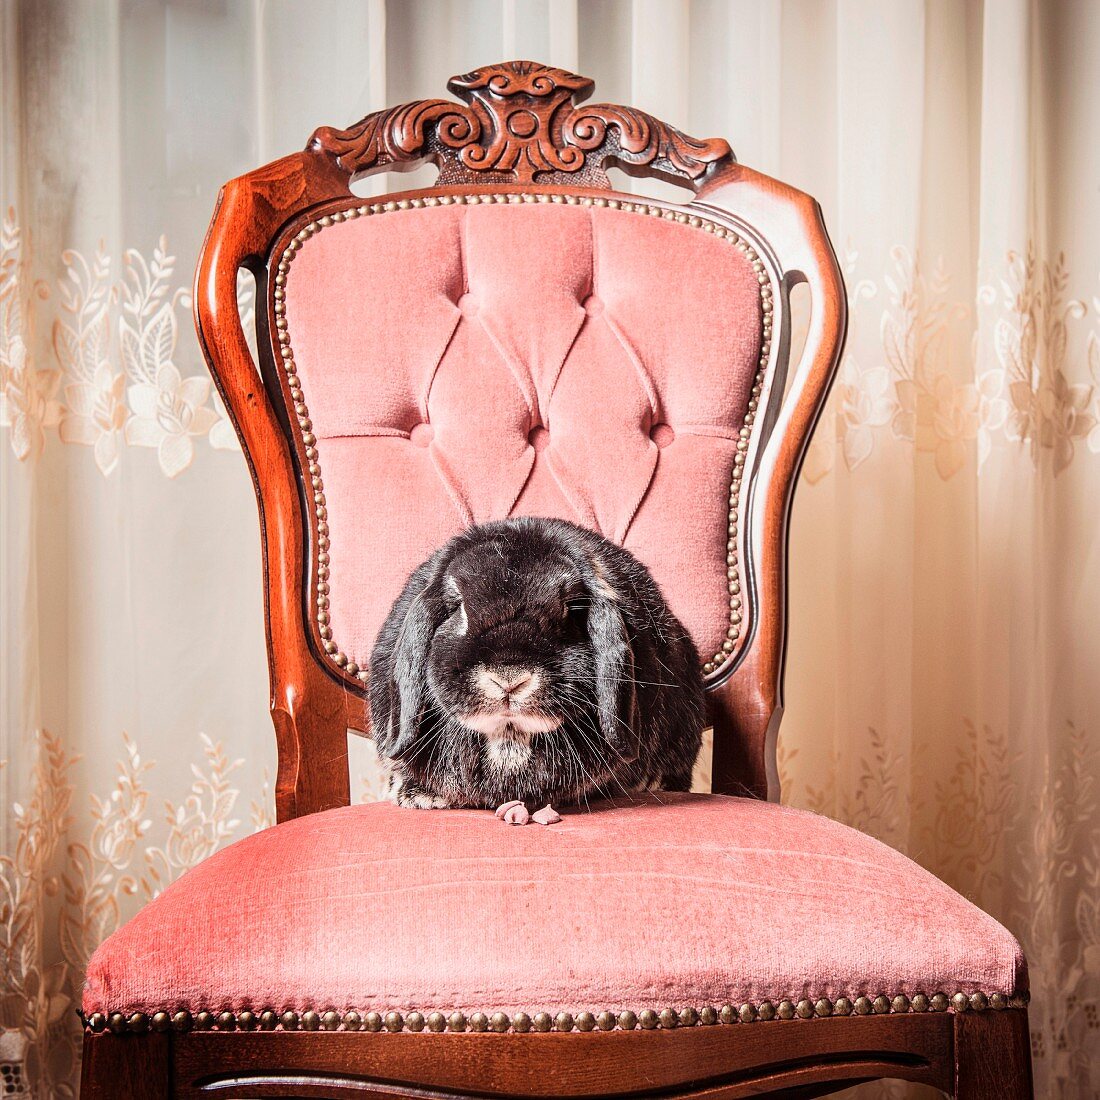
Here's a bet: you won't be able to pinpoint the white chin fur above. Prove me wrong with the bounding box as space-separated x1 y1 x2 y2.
485 738 532 772
458 712 562 737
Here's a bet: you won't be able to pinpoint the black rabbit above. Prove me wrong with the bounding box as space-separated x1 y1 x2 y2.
369 517 705 810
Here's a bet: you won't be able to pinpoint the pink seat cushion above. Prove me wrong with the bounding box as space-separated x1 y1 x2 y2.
83 794 1026 1023
282 201 763 669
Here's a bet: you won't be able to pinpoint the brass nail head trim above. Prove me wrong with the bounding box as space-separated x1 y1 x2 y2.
85 988 1025 1035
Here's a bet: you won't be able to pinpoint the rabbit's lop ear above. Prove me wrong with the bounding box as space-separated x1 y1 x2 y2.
587 599 641 763
371 562 441 760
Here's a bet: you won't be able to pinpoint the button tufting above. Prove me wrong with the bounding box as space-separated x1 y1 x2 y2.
274 193 775 681
650 423 675 449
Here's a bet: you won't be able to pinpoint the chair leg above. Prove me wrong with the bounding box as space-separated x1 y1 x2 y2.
81 1031 171 1099
954 1009 1033 1098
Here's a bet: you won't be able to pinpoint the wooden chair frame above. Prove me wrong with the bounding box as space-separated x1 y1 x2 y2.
81 61 1032 1099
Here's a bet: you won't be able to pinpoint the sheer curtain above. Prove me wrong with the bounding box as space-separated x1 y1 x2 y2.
2 2 1098 1096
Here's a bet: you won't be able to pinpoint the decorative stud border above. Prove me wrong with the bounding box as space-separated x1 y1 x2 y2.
82 989 1027 1035
273 192 773 680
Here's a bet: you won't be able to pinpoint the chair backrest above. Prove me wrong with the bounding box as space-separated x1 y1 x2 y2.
195 61 846 822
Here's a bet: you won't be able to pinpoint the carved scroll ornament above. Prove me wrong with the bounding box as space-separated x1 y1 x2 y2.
310 60 733 188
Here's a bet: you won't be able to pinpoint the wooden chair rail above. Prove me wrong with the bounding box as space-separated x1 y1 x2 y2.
81 1009 1032 1098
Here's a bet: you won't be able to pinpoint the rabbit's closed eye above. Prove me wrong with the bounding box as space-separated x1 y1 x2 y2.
369 517 705 811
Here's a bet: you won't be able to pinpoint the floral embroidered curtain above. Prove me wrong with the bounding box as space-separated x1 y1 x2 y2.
2 2 1098 1097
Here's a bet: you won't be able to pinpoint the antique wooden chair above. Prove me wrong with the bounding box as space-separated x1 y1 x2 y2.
80 62 1033 1098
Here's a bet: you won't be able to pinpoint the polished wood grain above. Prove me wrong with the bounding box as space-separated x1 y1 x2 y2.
694 162 848 800
80 1032 170 1099
80 60 1033 1099
81 1012 1035 1099
311 60 732 188
169 1015 955 1098
194 151 359 822
955 1010 1034 1098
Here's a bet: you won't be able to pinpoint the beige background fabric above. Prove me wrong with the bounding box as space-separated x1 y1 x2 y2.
2 2 1098 1096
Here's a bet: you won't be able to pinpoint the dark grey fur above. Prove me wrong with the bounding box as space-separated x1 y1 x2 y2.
369 517 704 810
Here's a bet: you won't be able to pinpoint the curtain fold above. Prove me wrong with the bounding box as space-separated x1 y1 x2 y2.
2 2 1097 1096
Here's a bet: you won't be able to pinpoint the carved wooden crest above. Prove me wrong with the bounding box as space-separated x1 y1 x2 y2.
310 60 733 188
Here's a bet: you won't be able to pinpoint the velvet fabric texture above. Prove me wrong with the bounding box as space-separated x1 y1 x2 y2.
83 793 1026 1018
283 202 763 668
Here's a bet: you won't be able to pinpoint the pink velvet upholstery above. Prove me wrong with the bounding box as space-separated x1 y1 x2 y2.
84 794 1026 1020
283 202 763 668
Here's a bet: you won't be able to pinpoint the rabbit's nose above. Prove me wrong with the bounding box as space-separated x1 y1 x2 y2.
479 667 537 701
490 670 532 695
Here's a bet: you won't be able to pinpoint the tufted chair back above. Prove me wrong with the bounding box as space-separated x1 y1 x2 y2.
195 62 846 821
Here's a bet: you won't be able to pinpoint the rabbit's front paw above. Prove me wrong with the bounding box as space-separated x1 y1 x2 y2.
389 773 448 809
